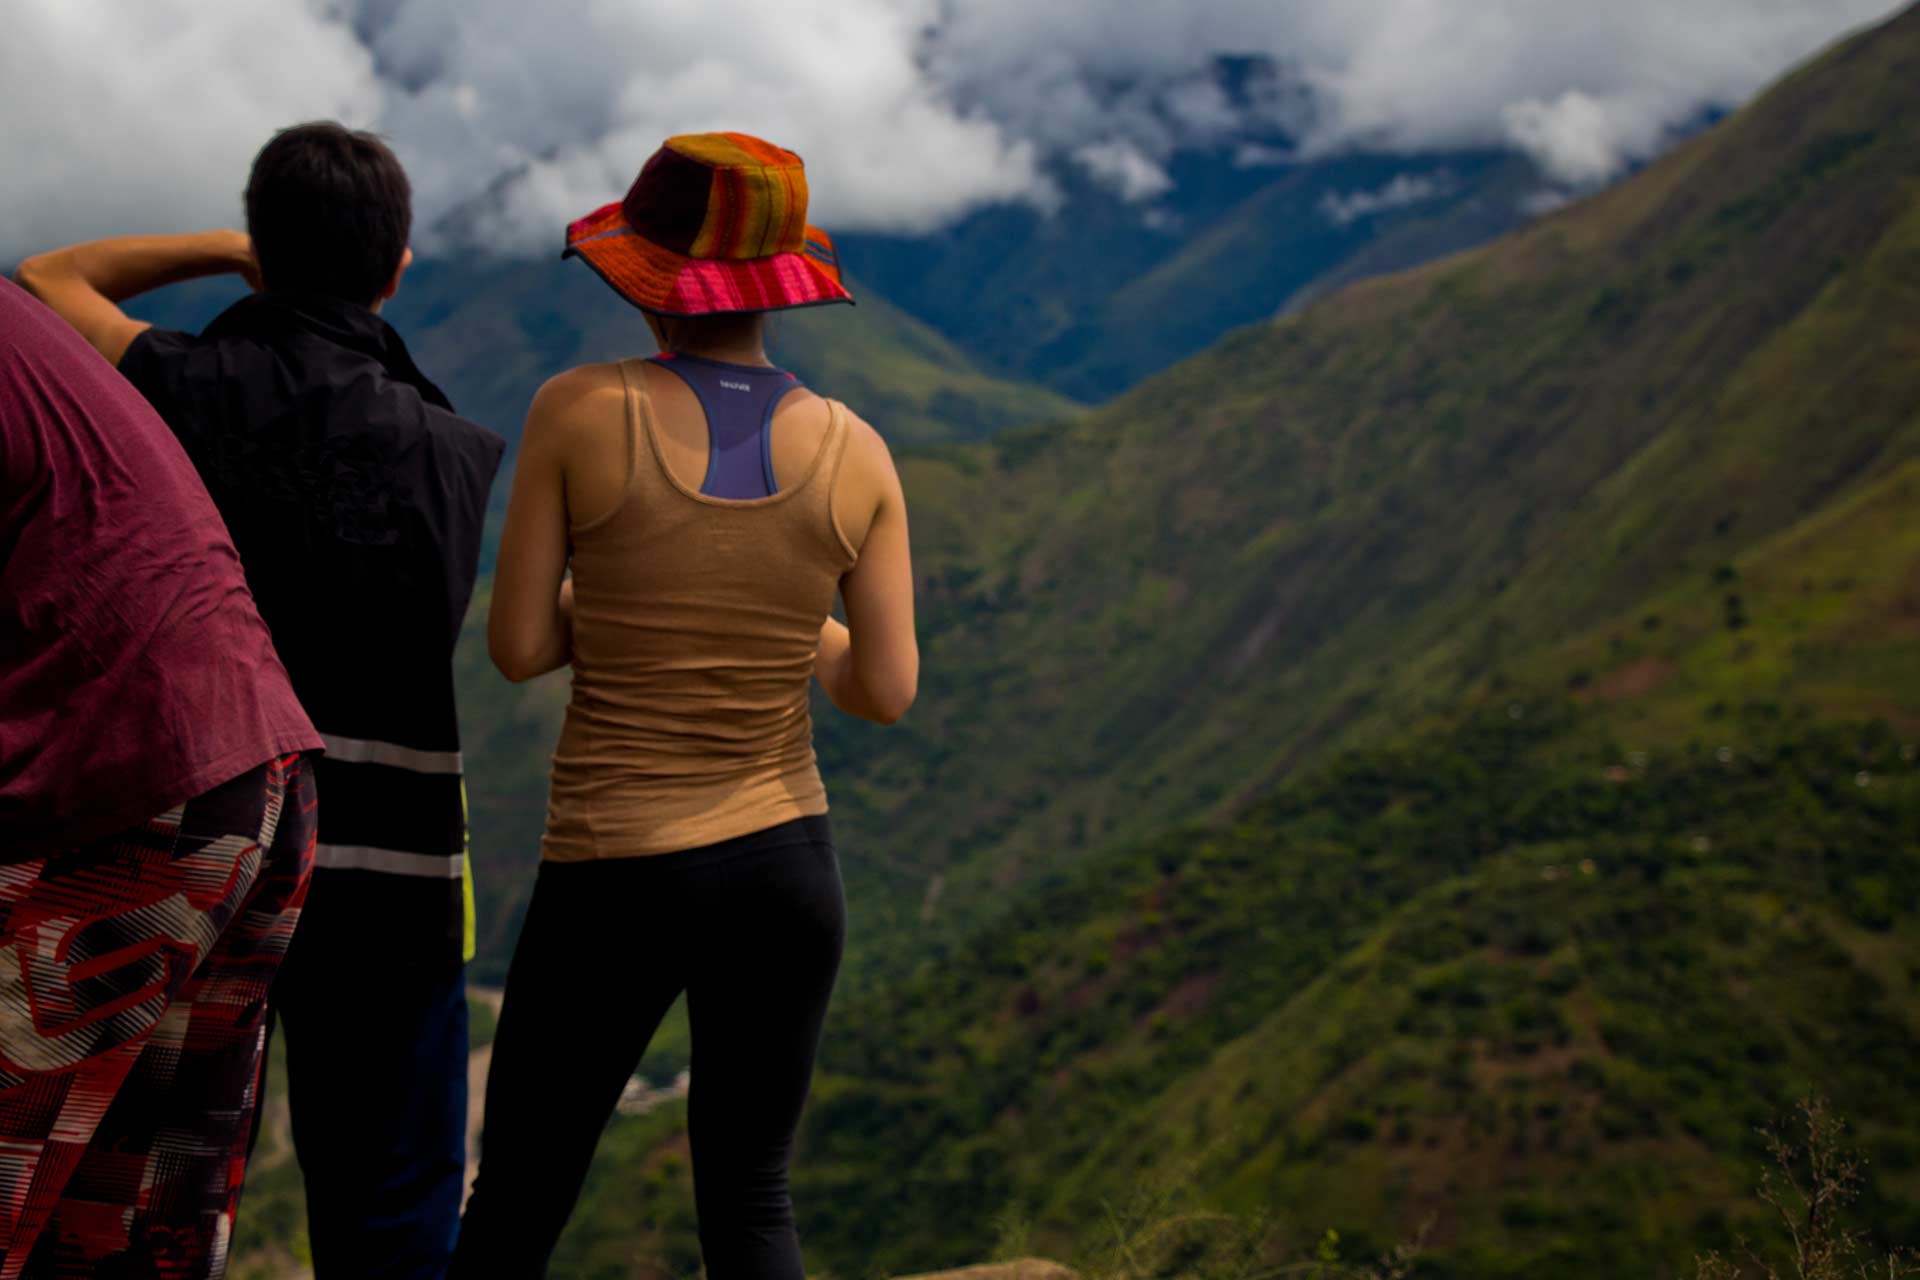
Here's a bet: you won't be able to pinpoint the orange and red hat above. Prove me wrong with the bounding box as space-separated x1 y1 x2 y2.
563 132 853 316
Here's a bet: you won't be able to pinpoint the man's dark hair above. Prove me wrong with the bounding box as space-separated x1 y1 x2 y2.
245 122 412 306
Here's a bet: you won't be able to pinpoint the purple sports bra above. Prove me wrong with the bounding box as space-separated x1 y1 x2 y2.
647 352 804 500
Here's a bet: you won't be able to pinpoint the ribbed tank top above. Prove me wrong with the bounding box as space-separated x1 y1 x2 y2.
541 358 857 860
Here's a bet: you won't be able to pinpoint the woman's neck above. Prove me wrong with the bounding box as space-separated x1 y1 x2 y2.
664 338 772 368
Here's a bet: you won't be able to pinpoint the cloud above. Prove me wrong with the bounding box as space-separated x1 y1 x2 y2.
0 2 380 260
1320 174 1451 226
0 0 1905 263
358 0 1043 252
1500 90 1675 186
924 0 1904 186
1071 140 1175 203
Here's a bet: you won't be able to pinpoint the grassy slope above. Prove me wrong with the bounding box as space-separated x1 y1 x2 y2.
804 2 1920 989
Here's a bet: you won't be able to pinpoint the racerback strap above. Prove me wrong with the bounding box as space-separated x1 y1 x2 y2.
647 352 802 500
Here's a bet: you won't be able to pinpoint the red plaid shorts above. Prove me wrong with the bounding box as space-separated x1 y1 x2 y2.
0 754 314 1279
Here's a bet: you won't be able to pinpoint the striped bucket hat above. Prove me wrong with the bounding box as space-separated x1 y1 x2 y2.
563 132 852 316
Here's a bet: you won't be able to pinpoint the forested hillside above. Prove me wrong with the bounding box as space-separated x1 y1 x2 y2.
802 0 1920 983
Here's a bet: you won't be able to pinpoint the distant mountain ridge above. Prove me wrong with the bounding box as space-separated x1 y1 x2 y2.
838 145 1551 399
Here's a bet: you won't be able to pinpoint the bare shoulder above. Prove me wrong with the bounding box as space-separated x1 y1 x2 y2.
523 362 629 451
837 404 899 480
531 361 627 415
828 405 904 554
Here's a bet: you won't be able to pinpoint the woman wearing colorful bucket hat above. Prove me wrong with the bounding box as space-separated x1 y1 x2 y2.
450 133 918 1280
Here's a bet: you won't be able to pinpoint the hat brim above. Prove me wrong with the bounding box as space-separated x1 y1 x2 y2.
562 201 854 317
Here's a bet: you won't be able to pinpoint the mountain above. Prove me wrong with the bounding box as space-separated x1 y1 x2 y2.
410 6 1920 1278
803 0 1920 980
838 147 1548 400
795 709 1920 1280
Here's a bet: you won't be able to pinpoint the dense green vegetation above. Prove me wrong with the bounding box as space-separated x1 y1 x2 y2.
793 0 1920 992
542 702 1920 1279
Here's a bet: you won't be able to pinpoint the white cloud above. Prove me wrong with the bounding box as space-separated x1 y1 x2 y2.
0 2 380 258
1071 140 1174 203
1321 174 1450 226
0 0 1905 263
358 0 1043 252
929 0 1904 185
1233 143 1295 170
1520 188 1577 218
1501 89 1679 186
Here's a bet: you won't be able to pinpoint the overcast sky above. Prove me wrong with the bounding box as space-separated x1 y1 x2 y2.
1 0 1904 261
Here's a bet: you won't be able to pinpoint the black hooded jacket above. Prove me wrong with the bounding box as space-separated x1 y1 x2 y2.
120 293 505 968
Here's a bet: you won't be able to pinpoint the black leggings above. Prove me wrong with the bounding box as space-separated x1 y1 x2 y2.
449 816 845 1280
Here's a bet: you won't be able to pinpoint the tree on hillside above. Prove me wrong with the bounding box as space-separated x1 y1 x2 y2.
1696 1098 1918 1280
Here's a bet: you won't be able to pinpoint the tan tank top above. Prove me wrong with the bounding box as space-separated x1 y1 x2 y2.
541 359 857 860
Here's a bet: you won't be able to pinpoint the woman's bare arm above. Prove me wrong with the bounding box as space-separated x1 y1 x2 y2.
815 418 918 724
488 372 594 682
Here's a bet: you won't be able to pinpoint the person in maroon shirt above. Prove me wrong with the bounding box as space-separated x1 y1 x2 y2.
0 277 323 1278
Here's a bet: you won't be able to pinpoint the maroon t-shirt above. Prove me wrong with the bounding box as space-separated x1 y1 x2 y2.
0 279 321 860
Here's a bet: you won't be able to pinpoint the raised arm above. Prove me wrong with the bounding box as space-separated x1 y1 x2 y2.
815 417 918 725
13 231 259 365
488 371 597 683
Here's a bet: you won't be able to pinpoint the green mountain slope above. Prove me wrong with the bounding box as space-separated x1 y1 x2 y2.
518 435 1920 1275
807 0 1920 978
515 699 1918 1280
790 706 1920 1279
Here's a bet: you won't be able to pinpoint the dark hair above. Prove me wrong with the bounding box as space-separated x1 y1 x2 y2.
244 121 411 306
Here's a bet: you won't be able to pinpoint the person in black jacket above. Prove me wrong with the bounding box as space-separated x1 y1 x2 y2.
17 121 506 1280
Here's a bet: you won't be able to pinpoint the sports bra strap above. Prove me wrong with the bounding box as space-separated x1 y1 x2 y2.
647 352 803 500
